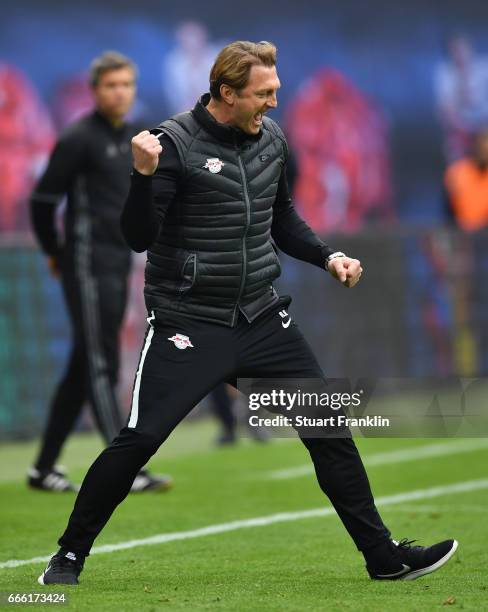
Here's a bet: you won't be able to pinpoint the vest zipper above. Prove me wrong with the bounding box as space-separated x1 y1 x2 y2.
233 148 251 326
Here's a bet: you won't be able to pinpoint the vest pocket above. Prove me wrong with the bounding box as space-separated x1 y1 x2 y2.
179 252 198 294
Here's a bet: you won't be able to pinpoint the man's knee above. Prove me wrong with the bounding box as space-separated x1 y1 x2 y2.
300 434 354 456
110 427 162 459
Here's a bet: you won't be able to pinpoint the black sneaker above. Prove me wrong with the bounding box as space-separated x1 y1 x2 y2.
130 469 173 492
38 552 84 585
216 428 237 446
368 538 458 581
27 466 79 492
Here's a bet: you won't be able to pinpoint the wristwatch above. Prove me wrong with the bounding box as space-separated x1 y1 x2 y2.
325 251 346 271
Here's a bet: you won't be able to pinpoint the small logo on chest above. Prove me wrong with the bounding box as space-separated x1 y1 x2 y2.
204 158 225 173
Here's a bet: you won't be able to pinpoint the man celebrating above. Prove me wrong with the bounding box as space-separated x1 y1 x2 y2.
38 41 457 585
30 51 171 493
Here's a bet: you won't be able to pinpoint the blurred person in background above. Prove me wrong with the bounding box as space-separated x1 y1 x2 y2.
29 51 172 493
163 21 220 114
444 128 488 230
211 383 269 445
444 128 488 374
435 35 488 161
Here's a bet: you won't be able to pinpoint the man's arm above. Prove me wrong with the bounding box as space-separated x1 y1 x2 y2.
30 129 86 265
271 167 362 288
120 132 182 252
271 168 334 267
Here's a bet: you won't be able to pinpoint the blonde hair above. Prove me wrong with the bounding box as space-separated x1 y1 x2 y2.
209 41 277 99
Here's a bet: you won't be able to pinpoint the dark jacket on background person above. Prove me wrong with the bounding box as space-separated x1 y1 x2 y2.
31 110 137 275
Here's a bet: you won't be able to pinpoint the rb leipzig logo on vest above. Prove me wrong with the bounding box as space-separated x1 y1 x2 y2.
204 158 225 174
168 333 194 350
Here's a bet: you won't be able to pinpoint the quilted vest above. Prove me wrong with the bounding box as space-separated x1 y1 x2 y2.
144 94 287 327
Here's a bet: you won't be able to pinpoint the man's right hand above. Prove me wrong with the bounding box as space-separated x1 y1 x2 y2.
131 131 163 176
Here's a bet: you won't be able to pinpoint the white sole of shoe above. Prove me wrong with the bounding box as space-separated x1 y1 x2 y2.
38 572 45 585
402 539 459 580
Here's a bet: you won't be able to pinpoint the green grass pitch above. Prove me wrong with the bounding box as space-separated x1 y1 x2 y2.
0 421 487 611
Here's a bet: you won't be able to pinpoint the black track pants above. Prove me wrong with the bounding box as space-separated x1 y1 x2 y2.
35 261 128 471
59 296 390 556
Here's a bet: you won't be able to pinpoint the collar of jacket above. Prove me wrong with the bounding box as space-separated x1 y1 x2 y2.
191 93 263 146
92 108 129 134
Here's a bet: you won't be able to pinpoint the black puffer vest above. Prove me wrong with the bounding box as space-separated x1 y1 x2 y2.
144 94 287 327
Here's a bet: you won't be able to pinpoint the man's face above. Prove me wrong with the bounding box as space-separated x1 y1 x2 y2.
230 64 281 135
92 67 136 121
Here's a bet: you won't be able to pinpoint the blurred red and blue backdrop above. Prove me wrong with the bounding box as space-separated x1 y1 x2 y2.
1 0 488 438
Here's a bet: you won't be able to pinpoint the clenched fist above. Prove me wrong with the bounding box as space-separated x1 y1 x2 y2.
131 130 163 176
327 256 363 288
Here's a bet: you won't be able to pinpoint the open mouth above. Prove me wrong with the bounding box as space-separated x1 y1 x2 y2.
253 112 264 126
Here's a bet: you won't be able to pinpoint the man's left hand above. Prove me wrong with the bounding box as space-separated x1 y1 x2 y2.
327 257 363 288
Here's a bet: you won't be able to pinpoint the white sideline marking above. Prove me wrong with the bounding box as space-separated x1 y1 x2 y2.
1 478 488 570
266 438 488 480
387 504 488 514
